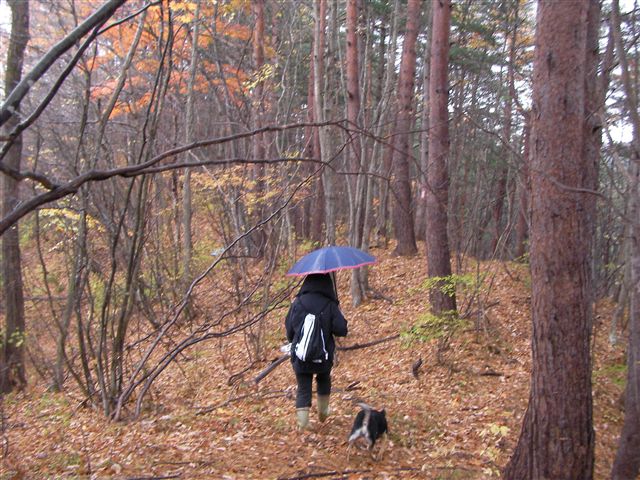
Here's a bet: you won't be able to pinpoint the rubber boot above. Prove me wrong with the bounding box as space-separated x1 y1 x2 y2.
296 407 310 429
317 395 330 423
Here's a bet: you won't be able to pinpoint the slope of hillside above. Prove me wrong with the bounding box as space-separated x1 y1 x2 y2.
2 245 627 479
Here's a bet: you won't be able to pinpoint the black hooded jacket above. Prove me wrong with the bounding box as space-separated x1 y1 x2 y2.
285 274 348 374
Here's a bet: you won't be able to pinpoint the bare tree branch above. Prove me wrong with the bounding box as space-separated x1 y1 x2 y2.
0 120 347 237
0 0 127 129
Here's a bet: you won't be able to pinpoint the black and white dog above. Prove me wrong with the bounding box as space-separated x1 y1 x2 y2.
347 403 388 460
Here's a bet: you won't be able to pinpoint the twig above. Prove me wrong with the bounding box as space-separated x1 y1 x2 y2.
126 476 181 480
277 469 371 480
337 334 400 351
196 389 287 415
278 467 419 480
460 301 500 320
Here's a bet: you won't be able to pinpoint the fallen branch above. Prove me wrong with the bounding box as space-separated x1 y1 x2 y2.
253 354 289 384
253 334 400 385
195 389 288 415
277 467 419 480
126 476 181 480
277 469 371 480
337 334 400 351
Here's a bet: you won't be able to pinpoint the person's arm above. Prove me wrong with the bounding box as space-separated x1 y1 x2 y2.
285 301 297 342
331 303 348 337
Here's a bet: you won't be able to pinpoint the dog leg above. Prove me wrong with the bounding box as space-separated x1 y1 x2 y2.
376 434 387 461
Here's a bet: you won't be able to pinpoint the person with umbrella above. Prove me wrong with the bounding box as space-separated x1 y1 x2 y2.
284 246 375 429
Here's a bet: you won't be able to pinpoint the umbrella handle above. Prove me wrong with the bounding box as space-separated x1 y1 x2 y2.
331 271 338 302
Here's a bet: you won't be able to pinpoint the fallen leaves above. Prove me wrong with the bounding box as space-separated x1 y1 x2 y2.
2 245 626 479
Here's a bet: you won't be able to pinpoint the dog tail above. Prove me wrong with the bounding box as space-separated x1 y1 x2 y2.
356 403 373 431
348 403 373 445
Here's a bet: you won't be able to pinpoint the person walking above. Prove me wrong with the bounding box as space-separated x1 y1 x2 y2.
285 273 348 429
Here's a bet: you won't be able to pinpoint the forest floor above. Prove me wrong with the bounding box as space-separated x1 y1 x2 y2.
1 244 628 479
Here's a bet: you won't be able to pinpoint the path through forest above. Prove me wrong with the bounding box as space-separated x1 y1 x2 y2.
2 246 626 479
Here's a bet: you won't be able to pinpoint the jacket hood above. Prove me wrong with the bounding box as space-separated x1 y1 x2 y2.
297 273 338 303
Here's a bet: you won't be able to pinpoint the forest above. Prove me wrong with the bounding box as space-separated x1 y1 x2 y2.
1 0 639 478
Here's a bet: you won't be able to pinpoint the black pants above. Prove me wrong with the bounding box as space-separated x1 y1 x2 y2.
295 371 331 408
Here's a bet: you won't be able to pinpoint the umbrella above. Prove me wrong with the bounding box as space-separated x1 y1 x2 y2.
286 245 376 277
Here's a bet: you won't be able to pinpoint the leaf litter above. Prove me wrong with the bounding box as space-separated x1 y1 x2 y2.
2 246 626 479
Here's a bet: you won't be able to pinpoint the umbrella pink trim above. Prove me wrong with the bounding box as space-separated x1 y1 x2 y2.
285 260 376 277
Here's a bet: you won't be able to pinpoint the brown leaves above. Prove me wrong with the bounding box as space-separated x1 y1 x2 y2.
3 245 626 478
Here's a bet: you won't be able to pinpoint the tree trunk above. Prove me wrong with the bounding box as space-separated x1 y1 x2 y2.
346 0 367 305
373 0 400 247
514 113 530 259
181 0 201 287
425 0 456 315
503 1 596 477
416 2 432 243
611 0 640 475
251 0 267 256
313 0 334 245
304 40 325 243
1 0 29 394
491 1 519 257
390 0 420 257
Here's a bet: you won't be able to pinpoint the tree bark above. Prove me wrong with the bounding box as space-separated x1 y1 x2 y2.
251 0 267 256
303 39 325 243
346 0 367 305
416 2 432 243
1 0 29 394
425 0 456 315
181 0 201 287
374 0 400 247
514 113 530 259
503 1 596 478
390 0 420 257
313 0 334 244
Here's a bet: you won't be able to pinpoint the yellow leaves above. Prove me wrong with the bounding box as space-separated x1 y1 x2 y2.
467 34 493 50
219 0 251 18
243 64 276 92
192 168 254 192
39 208 102 234
282 149 302 159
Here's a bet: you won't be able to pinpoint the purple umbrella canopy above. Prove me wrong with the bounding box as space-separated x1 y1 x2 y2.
286 246 376 277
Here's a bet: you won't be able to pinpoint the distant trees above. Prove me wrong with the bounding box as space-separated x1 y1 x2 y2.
611 0 640 476
503 1 597 477
1 0 29 394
